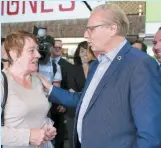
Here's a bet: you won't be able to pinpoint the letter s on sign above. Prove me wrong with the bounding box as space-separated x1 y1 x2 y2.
59 1 75 11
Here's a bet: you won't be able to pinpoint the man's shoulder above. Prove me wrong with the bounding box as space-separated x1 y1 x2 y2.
125 47 158 69
59 58 72 66
126 47 151 61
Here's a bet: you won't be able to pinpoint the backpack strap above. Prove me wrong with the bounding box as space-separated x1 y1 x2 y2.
1 71 8 126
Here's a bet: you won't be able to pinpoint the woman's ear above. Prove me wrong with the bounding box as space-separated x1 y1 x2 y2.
9 50 18 62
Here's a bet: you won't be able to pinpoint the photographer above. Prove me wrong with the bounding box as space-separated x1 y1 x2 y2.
37 28 54 65
35 27 62 86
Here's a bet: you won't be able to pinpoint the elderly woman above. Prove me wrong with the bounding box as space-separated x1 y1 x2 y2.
1 31 56 148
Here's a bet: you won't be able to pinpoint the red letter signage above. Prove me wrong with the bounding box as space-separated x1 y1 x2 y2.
1 1 4 15
59 1 75 11
7 1 19 15
41 1 53 13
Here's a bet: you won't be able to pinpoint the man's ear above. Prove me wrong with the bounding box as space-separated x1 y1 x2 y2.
109 24 118 37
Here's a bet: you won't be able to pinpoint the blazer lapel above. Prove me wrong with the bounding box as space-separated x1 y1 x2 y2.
85 42 132 114
75 60 99 117
58 58 63 66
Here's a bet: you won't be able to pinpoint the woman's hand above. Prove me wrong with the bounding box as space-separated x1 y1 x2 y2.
44 127 57 141
43 118 57 142
36 73 52 92
29 128 46 146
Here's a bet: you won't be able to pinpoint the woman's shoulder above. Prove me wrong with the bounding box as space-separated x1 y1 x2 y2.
31 72 41 79
31 73 42 85
31 73 46 92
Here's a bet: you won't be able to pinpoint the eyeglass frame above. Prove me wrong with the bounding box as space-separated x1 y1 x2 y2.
86 23 111 35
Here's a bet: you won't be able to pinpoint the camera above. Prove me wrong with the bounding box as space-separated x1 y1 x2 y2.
33 26 54 64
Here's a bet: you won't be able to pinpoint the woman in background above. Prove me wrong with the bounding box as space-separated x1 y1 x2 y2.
1 31 56 148
73 41 96 90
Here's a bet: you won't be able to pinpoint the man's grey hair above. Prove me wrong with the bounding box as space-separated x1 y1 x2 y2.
91 3 129 37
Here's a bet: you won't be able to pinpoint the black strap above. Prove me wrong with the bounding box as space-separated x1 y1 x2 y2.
1 71 8 126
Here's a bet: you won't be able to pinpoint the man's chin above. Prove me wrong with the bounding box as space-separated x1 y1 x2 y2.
93 51 101 57
156 55 161 60
158 59 161 63
55 53 61 56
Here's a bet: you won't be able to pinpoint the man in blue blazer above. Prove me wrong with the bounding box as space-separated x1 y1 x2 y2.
38 3 161 148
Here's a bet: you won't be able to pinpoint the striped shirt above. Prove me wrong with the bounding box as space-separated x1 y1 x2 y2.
39 57 62 83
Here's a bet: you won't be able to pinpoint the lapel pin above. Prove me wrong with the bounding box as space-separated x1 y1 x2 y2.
117 56 122 60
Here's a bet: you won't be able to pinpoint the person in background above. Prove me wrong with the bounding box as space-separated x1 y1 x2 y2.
152 27 161 66
72 41 96 91
1 31 57 148
132 40 147 53
38 3 161 148
38 37 62 88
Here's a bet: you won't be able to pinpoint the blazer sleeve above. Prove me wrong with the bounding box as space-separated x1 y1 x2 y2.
48 86 81 107
2 126 30 146
130 56 161 148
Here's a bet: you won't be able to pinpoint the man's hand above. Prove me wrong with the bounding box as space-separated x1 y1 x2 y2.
69 88 75 92
57 105 66 113
37 73 52 92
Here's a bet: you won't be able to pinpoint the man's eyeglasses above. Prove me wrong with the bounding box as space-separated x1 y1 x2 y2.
86 24 108 35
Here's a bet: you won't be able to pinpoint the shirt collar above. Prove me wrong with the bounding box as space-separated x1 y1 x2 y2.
156 59 161 66
50 56 61 63
106 39 127 62
98 39 127 63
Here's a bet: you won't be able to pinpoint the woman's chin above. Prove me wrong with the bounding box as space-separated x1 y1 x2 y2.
29 67 38 73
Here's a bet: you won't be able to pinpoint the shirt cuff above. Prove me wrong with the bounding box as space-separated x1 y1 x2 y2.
48 85 53 95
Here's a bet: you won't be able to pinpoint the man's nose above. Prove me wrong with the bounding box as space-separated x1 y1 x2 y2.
84 30 89 39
